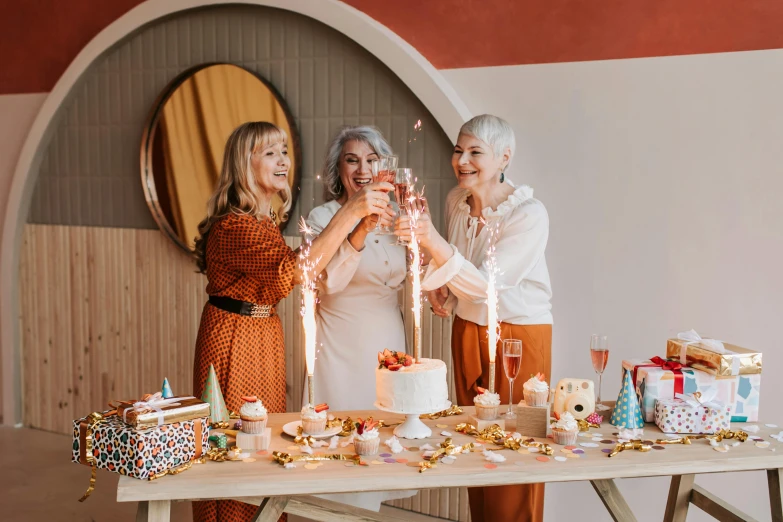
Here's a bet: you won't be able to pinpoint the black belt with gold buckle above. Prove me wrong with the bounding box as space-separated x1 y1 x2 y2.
208 295 274 318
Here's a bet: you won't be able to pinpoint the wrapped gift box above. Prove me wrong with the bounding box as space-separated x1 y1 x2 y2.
72 410 208 480
666 335 762 376
622 358 760 422
654 397 732 434
115 394 210 430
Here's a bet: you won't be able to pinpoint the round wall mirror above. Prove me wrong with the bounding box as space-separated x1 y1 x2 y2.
141 64 300 252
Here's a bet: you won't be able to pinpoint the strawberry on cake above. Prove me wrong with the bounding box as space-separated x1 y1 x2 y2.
375 350 449 414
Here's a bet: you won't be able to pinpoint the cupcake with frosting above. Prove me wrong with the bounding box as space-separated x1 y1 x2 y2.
301 403 328 434
473 387 501 420
239 396 268 433
353 418 380 456
551 412 579 445
523 373 549 407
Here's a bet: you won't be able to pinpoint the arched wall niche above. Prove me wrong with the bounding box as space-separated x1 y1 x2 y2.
4 6 470 517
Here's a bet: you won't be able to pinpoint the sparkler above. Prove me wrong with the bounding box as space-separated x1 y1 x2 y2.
485 224 501 394
407 188 423 362
299 217 320 406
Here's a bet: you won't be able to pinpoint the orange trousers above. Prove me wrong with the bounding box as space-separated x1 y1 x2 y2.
452 317 552 522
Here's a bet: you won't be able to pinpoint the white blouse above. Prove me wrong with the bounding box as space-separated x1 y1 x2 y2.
421 183 553 326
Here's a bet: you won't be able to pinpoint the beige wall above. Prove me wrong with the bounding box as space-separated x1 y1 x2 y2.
0 93 46 422
443 48 783 521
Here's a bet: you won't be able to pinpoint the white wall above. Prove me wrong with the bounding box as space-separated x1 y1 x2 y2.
443 49 783 521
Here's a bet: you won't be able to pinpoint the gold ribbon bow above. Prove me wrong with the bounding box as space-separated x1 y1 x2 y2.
423 405 464 419
608 439 651 457
455 423 553 456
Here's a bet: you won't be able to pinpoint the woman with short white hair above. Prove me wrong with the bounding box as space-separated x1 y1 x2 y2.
397 114 553 522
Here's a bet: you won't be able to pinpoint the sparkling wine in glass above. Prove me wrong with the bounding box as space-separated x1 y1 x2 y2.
370 156 397 234
590 334 609 409
502 339 522 419
394 168 414 246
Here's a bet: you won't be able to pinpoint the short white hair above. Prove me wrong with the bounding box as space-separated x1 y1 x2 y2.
459 114 516 167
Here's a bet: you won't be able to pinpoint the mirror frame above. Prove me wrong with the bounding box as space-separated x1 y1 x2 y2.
140 63 302 254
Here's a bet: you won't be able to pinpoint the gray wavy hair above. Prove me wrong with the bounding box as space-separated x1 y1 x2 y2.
459 114 516 167
322 125 393 201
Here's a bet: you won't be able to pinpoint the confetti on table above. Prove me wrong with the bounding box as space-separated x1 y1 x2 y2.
384 458 397 463
301 445 314 455
441 456 456 465
554 456 567 462
757 441 771 449
380 453 392 458
560 449 572 454
483 449 506 463
407 447 419 452
517 449 529 454
420 443 435 451
652 446 666 450
572 449 585 454
359 461 369 466
528 447 540 453
601 449 612 454
600 440 614 444
664 433 681 438
580 442 599 448
371 460 385 465
771 432 783 442
304 463 319 470
441 431 453 436
564 445 577 450
578 433 592 438
396 458 408 464
436 424 448 429
766 424 778 428
242 458 256 463
744 425 760 433
751 437 765 442
592 433 603 438
284 462 295 469
565 453 580 459
287 445 299 450
713 446 729 453
535 456 550 462
256 450 268 456
344 462 355 467
484 463 498 469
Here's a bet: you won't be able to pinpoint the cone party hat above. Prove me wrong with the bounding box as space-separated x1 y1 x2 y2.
201 364 229 423
610 368 645 429
161 377 174 399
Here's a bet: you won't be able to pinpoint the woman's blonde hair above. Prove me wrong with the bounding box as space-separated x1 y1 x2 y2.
193 121 291 272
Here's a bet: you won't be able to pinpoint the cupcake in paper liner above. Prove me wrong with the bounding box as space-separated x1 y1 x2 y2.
239 396 267 434
353 417 380 456
474 388 501 420
551 412 579 445
301 403 328 434
523 373 549 407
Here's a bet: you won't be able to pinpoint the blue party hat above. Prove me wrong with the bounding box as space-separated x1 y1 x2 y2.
161 377 174 398
610 369 645 429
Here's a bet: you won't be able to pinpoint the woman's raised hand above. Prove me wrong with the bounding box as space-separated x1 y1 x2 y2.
394 195 435 247
344 181 392 220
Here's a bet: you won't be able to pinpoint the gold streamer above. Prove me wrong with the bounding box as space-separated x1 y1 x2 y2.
423 405 464 419
576 419 601 432
77 411 105 502
194 446 245 463
149 460 194 480
608 439 651 458
455 423 553 456
272 451 362 466
654 428 748 446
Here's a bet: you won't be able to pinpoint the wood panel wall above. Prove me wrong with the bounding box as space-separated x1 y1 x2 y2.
20 222 467 521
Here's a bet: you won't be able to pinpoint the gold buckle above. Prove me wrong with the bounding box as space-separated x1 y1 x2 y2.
249 304 272 318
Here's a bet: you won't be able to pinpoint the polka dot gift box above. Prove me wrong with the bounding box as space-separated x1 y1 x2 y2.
654 394 732 434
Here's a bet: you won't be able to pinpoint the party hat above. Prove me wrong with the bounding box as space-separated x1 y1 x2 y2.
201 364 229 423
161 377 174 399
610 369 645 429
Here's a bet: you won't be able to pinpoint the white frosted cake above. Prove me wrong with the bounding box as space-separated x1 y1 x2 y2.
376 357 450 414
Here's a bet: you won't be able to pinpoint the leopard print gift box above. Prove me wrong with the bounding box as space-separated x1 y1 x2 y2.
72 411 209 480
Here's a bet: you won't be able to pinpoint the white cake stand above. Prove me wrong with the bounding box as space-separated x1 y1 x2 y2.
373 400 451 440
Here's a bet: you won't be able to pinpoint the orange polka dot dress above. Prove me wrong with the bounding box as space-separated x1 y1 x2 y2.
192 214 296 522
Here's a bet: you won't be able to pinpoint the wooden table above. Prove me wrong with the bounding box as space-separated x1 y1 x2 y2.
119 409 783 522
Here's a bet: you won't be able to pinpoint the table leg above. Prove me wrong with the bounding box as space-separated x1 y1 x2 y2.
590 479 638 522
135 500 171 522
769 469 783 522
664 474 695 522
252 496 289 522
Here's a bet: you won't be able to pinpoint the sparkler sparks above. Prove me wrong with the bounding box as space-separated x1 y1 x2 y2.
407 188 424 361
299 217 320 406
485 223 501 392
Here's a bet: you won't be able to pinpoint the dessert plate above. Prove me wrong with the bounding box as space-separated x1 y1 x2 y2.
282 420 342 439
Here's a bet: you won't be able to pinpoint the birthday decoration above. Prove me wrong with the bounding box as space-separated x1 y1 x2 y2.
611 369 645 429
161 377 174 398
201 364 230 424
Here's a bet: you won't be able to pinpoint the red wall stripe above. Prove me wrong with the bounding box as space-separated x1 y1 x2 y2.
2 0 783 94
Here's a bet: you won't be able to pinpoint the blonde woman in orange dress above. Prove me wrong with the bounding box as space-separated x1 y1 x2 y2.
396 114 553 522
191 121 392 522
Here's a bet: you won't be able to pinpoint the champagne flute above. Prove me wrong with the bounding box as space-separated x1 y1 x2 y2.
370 156 397 234
502 339 522 419
590 334 609 409
393 167 414 246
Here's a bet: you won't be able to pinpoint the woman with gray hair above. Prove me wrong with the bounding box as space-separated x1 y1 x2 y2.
396 114 552 522
301 125 411 511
